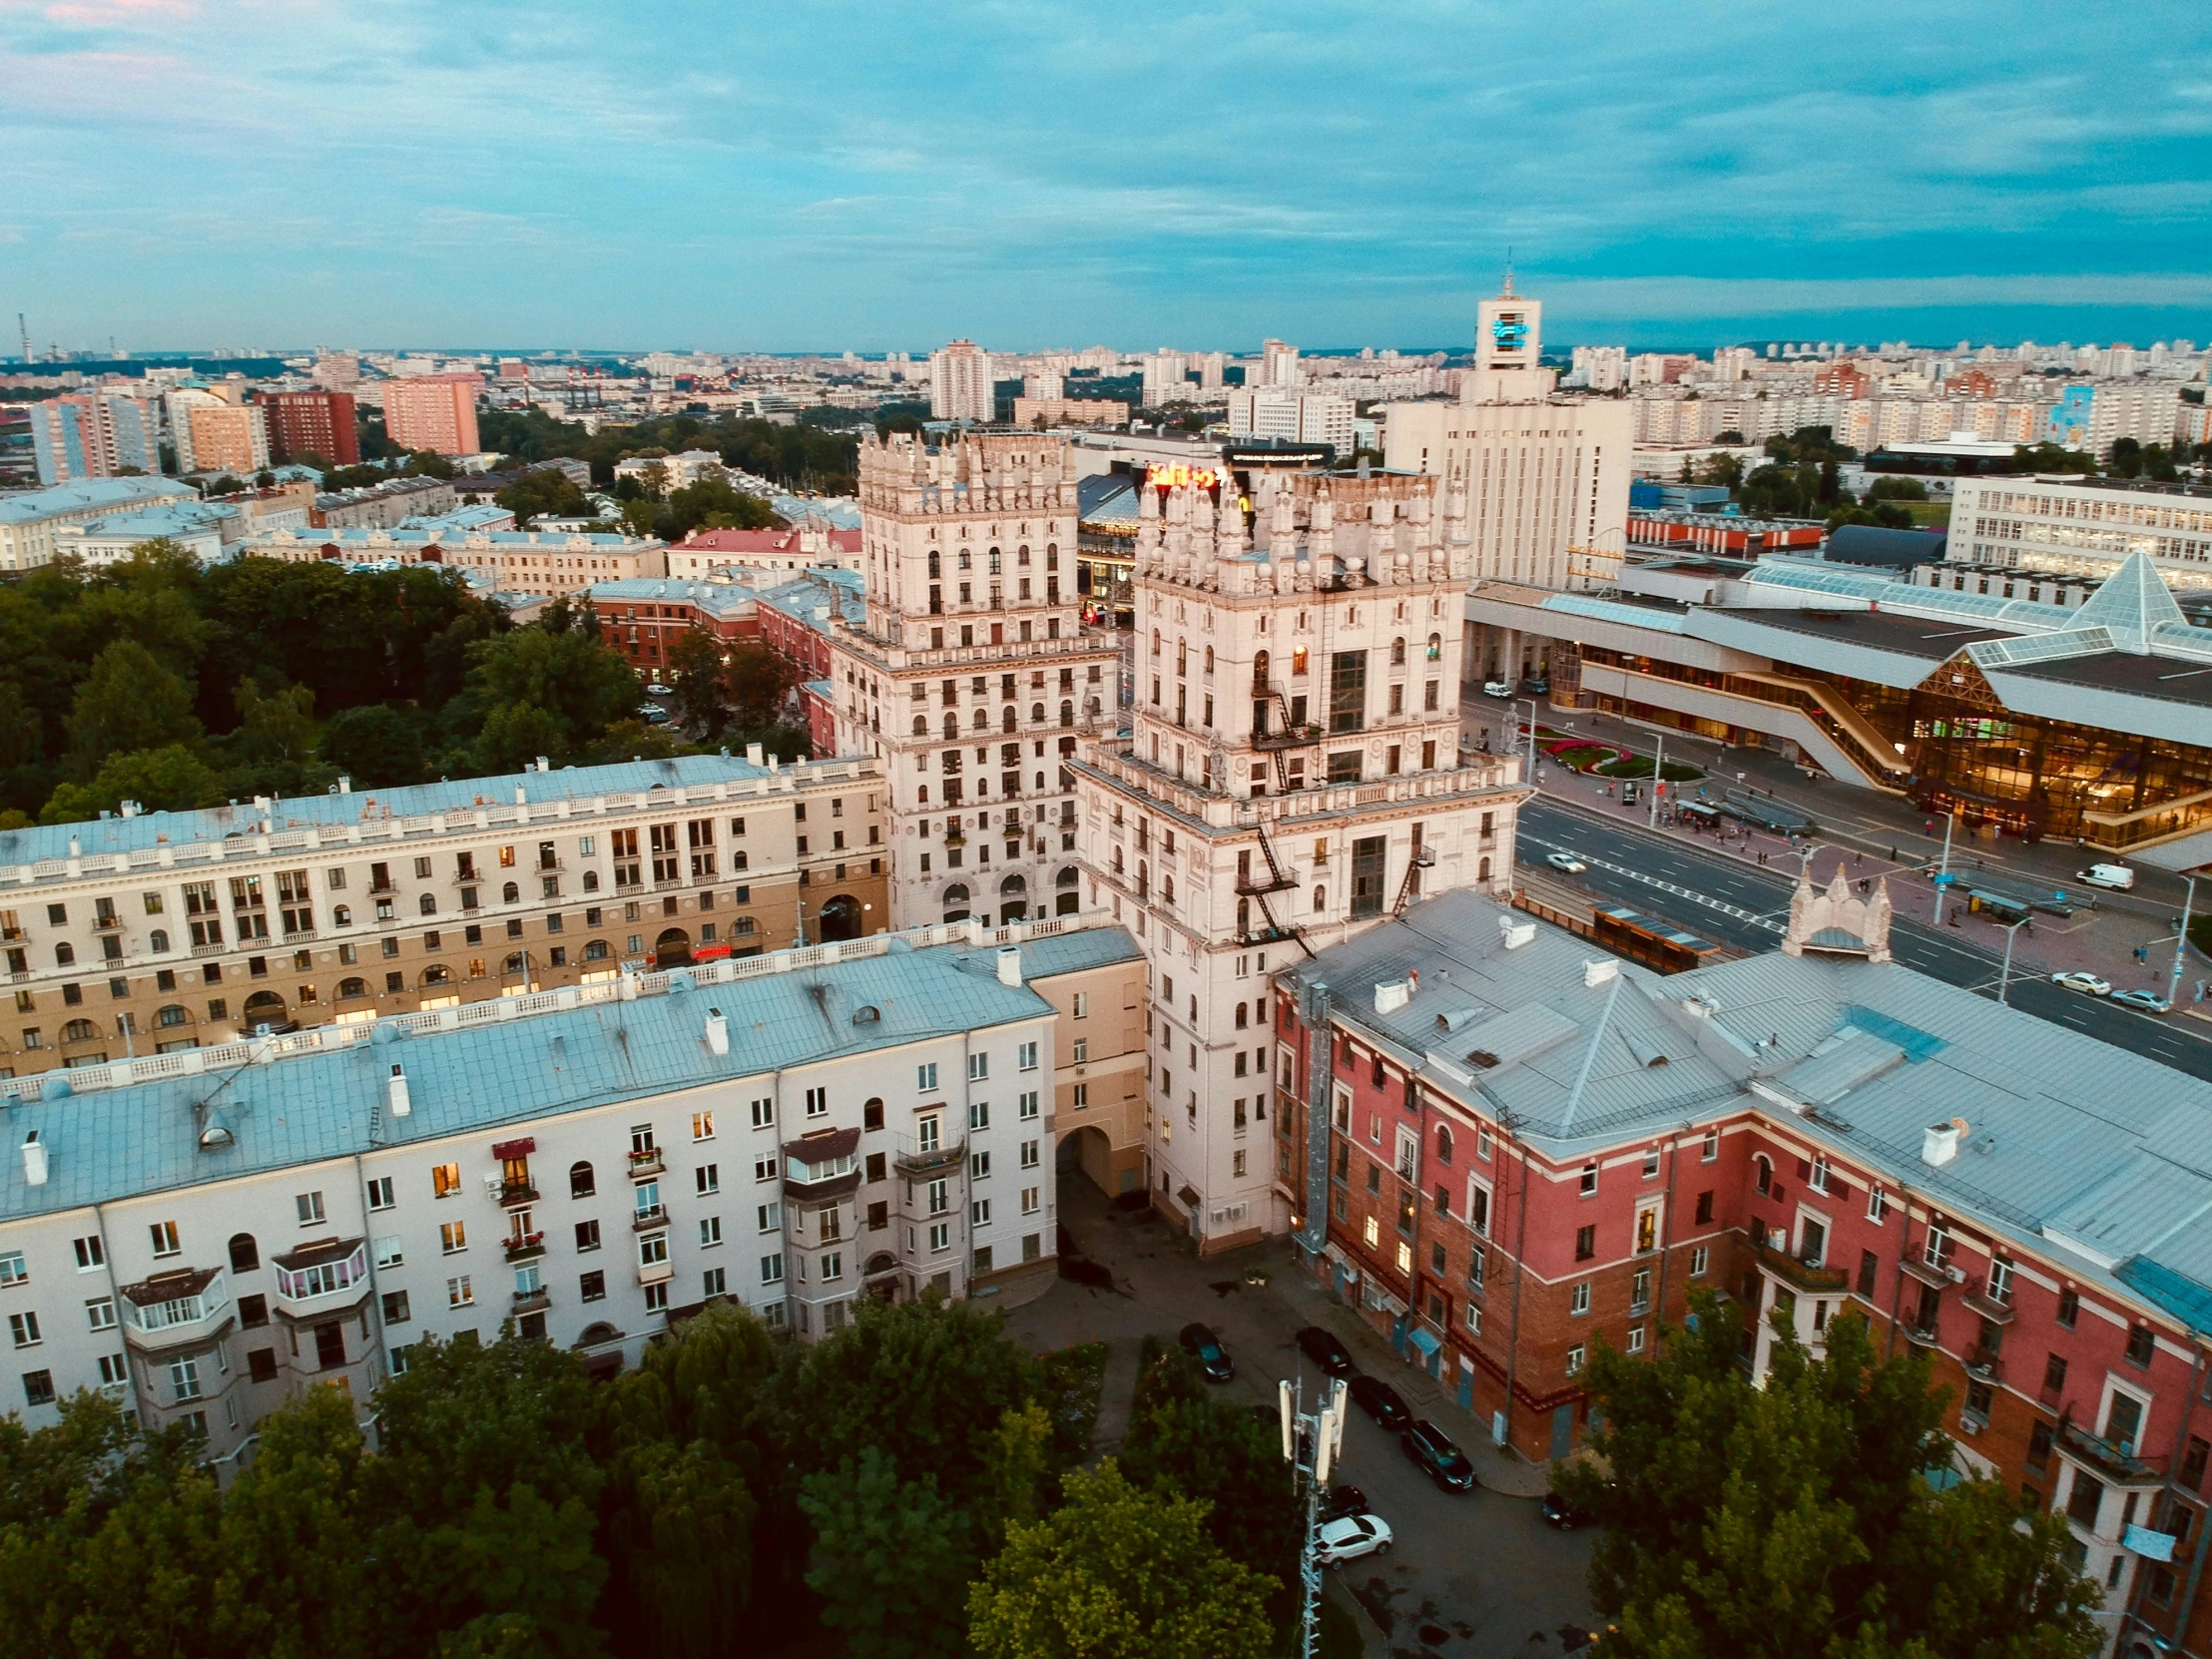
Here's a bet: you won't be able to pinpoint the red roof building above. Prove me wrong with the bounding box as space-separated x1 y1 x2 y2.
666 520 862 578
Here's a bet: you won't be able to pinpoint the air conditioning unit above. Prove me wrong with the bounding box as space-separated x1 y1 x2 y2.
483 1173 503 1199
1959 1418 1980 1436
1943 1264 1966 1285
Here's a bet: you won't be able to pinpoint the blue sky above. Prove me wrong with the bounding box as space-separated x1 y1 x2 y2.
3 0 2209 352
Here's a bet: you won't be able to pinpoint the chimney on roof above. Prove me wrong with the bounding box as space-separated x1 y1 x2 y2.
1922 1118 1964 1167
387 1063 411 1119
337 776 351 794
21 1131 47 1188
996 946 1023 987
705 1007 730 1055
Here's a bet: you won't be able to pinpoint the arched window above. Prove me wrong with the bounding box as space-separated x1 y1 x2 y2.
913 715 927 736
55 943 74 967
1312 884 1327 912
61 1018 96 1043
1235 1002 1248 1029
1137 860 1150 899
228 1234 260 1274
583 939 610 961
149 929 170 953
1111 846 1124 873
502 881 519 903
1059 701 1074 727
999 873 1027 895
1292 646 1309 676
1478 856 1491 882
1030 703 1045 724
582 870 599 892
943 883 971 903
503 952 527 975
1436 1125 1454 1165
420 964 452 987
1755 1155 1773 1195
943 715 958 740
570 1160 596 1199
157 1003 189 1027
971 709 988 732
1163 874 1176 903
1391 637 1406 666
1055 865 1079 887
419 893 437 915
1001 708 1016 733
332 904 351 926
1204 646 1214 674
337 977 368 999
1151 629 1161 657
1252 649 1270 692
1426 633 1442 662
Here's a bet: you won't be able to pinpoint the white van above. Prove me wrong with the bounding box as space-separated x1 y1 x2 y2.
2076 863 2135 891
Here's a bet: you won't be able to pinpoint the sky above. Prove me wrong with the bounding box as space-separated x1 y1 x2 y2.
3 0 2210 354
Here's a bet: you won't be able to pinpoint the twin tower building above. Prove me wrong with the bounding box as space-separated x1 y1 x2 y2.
827 290 1609 1248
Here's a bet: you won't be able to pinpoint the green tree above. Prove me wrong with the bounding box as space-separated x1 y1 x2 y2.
64 638 201 778
320 704 430 789
966 1461 1276 1659
496 466 590 526
1865 476 1929 502
212 1385 374 1659
461 626 641 769
654 476 778 542
800 1447 974 1659
665 627 730 738
41 743 227 824
1553 1294 2102 1659
723 638 799 733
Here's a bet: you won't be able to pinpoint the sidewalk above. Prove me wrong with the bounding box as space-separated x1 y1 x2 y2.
1469 702 2212 1017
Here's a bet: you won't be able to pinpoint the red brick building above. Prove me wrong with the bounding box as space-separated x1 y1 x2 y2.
586 579 760 679
1272 884 2212 1659
254 389 359 465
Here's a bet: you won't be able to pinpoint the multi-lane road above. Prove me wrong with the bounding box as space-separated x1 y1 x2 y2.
1517 798 2212 1082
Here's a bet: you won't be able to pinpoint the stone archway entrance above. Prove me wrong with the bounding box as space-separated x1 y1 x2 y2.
654 928 692 968
818 893 861 942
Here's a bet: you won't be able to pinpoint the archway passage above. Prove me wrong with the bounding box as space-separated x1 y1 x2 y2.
1056 1124 1118 1197
242 990 287 1020
654 927 693 968
999 901 1028 924
942 882 971 924
818 893 862 942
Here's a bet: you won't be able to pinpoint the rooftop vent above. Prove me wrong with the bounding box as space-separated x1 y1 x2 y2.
1583 959 1620 988
21 1130 47 1188
705 1008 729 1056
1374 978 1412 1015
996 946 1023 987
1465 1050 1500 1070
198 1106 234 1150
1498 916 1536 950
387 1063 411 1119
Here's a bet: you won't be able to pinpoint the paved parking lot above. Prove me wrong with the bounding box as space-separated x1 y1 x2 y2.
1001 1180 1602 1658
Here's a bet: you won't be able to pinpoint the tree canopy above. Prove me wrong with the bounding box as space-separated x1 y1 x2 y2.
474 407 858 495
1553 1293 2103 1659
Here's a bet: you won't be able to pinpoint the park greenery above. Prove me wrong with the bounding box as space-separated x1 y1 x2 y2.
1554 1293 2104 1659
473 407 861 496
0 543 808 829
0 1298 1307 1659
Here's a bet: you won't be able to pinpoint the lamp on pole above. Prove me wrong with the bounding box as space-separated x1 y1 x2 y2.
1996 915 2031 1006
1280 1375 1350 1659
1519 697 1541 790
2170 867 2203 1007
1931 811 1958 926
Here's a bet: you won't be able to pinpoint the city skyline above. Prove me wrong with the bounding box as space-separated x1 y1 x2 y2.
5 1 2208 351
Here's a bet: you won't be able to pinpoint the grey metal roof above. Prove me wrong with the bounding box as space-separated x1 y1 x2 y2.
0 924 1107 1223
1286 888 2212 1331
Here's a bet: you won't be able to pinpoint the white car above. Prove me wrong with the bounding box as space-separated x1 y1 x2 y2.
1314 1512 1393 1566
1545 851 1588 874
646 682 673 696
1481 680 1514 698
2049 970 2112 997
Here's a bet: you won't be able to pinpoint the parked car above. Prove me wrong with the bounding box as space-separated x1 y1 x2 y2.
2076 863 2135 890
1314 1512 1393 1566
2110 989 2173 1015
1545 850 1588 874
646 682 673 697
640 703 671 725
1179 1322 1234 1382
1619 782 1641 807
1400 1418 1477 1491
2049 970 2113 997
1541 1490 1595 1531
1481 680 1514 698
1296 1326 1357 1378
1319 1484 1370 1522
1524 677 1550 695
1349 1375 1412 1431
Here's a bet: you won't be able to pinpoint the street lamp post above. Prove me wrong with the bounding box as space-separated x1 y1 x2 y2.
1648 733 1666 831
1997 916 2031 1006
1279 1376 1350 1659
1520 697 1540 788
1932 812 1958 926
2170 869 2203 1007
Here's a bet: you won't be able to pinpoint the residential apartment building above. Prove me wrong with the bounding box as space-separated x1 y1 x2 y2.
0 476 199 572
1227 388 1357 457
928 340 995 423
381 373 484 456
312 475 458 529
589 579 761 677
51 502 235 567
1274 884 2212 1659
612 450 727 491
0 914 1144 1466
1070 469 1526 1250
1384 284 1633 592
26 392 162 484
254 389 359 466
177 397 272 477
244 525 666 596
824 429 1124 933
665 521 863 577
1951 475 2212 590
0 755 888 1082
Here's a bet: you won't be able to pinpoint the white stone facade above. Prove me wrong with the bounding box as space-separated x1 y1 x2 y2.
1072 470 1526 1250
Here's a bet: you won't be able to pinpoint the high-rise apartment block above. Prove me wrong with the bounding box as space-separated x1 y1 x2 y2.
1260 338 1303 388
1384 282 1632 595
172 395 272 477
380 372 484 456
1070 469 1525 1250
927 340 995 423
255 389 359 466
1227 388 1357 456
26 392 162 484
825 431 1121 933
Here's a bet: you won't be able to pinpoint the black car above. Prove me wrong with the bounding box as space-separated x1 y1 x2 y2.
1179 1322 1234 1382
1319 1483 1370 1522
1296 1325 1357 1378
1541 1490 1595 1531
1349 1375 1411 1431
1401 1418 1477 1491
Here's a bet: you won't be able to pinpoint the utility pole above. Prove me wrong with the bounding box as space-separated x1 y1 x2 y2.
1997 916 2030 1005
1279 1376 1349 1659
1931 812 1957 926
1520 697 1540 789
1647 734 1666 831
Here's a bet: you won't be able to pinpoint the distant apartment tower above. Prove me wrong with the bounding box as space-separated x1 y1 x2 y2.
928 340 995 423
1383 281 1633 595
1226 388 1356 456
254 389 359 466
26 392 162 484
381 371 484 456
170 392 272 477
309 352 360 390
1259 339 1302 388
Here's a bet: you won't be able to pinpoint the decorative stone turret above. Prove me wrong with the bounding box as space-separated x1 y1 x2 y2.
1782 867 1894 964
